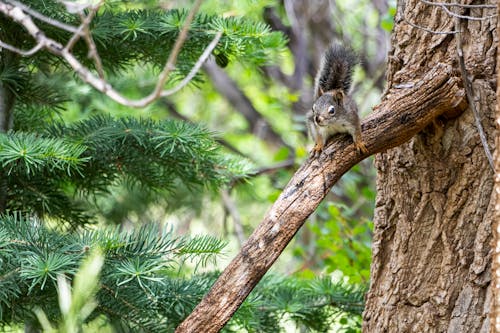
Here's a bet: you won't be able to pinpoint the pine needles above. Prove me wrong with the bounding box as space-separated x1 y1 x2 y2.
2 115 250 226
0 214 365 332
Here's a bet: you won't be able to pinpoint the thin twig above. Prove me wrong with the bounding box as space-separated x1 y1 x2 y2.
439 3 497 21
454 17 495 171
160 31 223 97
64 3 98 49
419 0 496 9
79 2 105 79
0 38 43 56
250 159 296 177
405 0 496 34
153 0 204 100
403 16 458 34
420 0 497 21
6 0 79 33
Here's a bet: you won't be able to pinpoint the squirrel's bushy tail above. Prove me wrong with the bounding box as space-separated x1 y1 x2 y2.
315 44 358 94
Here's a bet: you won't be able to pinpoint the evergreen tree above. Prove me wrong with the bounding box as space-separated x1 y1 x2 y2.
0 1 365 331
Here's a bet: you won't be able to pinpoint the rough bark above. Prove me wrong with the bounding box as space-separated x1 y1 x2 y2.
176 62 464 332
491 1 500 331
363 1 496 332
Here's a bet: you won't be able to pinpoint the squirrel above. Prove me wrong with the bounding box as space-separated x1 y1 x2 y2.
307 44 368 157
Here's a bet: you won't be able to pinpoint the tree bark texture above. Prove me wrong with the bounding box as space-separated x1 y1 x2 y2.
176 60 466 331
490 1 500 331
363 1 496 332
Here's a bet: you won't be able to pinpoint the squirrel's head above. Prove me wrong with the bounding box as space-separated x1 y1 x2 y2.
312 90 345 126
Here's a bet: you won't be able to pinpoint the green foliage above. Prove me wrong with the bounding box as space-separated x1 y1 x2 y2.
2 116 250 226
47 115 250 191
34 250 105 333
0 1 283 227
0 132 88 176
0 214 224 331
0 214 363 332
309 204 373 283
228 274 365 333
1 2 285 86
381 6 397 32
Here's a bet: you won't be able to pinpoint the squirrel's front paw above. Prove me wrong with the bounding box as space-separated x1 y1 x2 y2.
355 140 368 154
310 144 323 158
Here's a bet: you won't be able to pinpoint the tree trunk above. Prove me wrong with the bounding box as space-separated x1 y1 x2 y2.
363 1 496 332
492 2 500 331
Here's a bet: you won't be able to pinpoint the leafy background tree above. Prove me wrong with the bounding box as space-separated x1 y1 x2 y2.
0 0 389 331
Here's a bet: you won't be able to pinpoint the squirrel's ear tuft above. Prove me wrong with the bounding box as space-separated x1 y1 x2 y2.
332 90 344 104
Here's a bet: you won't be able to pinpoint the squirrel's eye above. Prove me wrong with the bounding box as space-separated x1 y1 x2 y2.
328 106 335 115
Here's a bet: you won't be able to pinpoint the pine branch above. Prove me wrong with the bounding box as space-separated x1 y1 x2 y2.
4 115 251 225
0 3 285 108
0 132 88 176
46 115 251 191
0 214 366 332
0 214 226 329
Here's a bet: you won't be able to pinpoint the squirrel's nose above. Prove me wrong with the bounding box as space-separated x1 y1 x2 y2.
315 115 321 124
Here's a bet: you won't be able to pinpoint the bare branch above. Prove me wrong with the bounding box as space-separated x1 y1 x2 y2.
404 0 496 34
0 0 222 108
454 17 495 171
249 159 296 177
153 0 203 99
0 38 43 56
402 6 458 35
419 0 496 9
64 1 105 78
78 3 105 79
160 31 223 97
420 0 497 21
64 1 101 50
6 0 79 33
403 18 458 34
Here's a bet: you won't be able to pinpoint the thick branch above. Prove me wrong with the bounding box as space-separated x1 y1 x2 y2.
175 64 464 332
